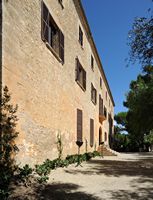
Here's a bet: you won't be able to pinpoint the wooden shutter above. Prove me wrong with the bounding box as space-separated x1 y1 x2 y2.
83 70 86 90
95 89 97 104
59 30 64 63
91 55 94 69
100 77 102 88
77 109 83 142
99 95 103 115
75 58 79 81
41 1 49 41
99 95 101 115
91 83 93 101
79 26 83 46
90 119 94 147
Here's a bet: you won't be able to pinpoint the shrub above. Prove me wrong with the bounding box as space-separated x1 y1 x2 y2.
0 86 19 199
18 164 33 186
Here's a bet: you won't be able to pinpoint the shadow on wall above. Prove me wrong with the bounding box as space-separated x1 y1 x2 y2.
9 182 101 200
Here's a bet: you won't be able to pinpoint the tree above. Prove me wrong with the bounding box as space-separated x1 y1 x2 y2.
0 86 19 199
114 112 127 132
124 6 153 150
128 12 153 68
144 130 153 151
124 68 153 147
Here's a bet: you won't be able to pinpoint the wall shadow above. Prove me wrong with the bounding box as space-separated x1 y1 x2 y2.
64 157 153 179
104 187 153 200
9 182 100 200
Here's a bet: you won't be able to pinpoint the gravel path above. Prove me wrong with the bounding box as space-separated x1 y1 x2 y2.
10 152 153 200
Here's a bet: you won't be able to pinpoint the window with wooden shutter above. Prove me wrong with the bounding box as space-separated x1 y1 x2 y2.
106 91 108 101
75 58 86 91
90 119 94 147
100 77 102 88
91 55 94 71
91 83 97 105
79 26 83 46
99 95 103 115
59 30 64 63
41 1 64 63
104 106 107 119
77 109 83 142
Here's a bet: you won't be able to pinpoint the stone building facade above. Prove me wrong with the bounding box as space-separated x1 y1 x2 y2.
1 0 115 165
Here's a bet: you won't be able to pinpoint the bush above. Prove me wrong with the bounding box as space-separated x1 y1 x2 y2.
18 164 33 186
0 86 19 199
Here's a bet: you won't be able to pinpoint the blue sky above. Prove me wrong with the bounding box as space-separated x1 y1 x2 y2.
82 0 152 114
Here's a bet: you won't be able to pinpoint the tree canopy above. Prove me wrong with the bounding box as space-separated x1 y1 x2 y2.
115 7 153 151
128 13 153 68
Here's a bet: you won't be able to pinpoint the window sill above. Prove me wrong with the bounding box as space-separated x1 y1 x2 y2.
45 42 64 65
76 80 86 92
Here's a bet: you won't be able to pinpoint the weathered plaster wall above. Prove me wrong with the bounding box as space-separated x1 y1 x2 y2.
2 0 114 166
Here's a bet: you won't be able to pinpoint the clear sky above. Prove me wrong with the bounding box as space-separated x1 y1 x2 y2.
82 0 152 114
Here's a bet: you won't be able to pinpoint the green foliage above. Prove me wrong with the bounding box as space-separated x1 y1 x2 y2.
144 130 153 145
128 13 153 68
114 133 129 152
0 86 19 200
114 112 127 129
124 71 153 146
18 164 33 186
56 132 63 160
123 7 153 150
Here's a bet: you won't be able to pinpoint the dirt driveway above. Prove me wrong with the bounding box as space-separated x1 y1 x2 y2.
10 152 153 200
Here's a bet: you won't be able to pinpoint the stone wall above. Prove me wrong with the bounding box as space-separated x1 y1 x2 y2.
2 0 114 166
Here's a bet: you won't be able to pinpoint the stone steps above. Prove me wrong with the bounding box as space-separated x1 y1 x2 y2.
97 145 117 156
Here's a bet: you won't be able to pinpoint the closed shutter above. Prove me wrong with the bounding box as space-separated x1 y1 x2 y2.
83 70 86 90
91 83 93 101
75 58 79 81
99 95 103 115
79 26 83 46
90 119 94 147
99 95 101 115
41 1 49 41
101 98 103 114
59 30 64 63
95 89 97 104
77 109 83 142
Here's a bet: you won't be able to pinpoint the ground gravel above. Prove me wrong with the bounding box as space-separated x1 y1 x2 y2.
10 152 153 200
